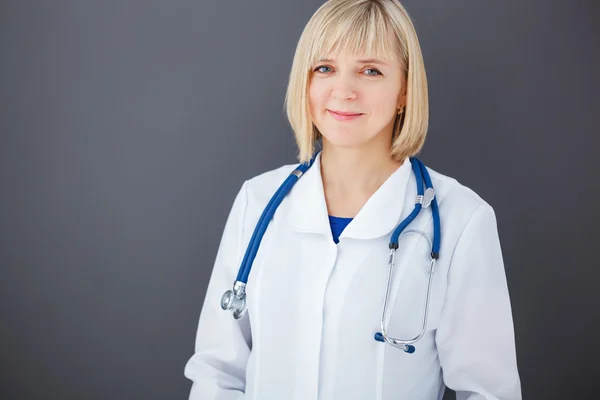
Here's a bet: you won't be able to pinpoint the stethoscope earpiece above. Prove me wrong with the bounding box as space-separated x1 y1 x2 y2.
374 332 416 353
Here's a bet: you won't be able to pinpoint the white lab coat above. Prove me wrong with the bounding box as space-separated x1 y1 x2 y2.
184 152 521 399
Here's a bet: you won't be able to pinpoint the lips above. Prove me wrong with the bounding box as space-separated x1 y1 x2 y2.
328 109 363 121
329 110 362 116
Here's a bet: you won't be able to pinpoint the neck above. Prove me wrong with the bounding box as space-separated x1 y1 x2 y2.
319 141 403 217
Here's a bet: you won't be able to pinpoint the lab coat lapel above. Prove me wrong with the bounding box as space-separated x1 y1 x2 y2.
285 152 332 238
339 156 413 241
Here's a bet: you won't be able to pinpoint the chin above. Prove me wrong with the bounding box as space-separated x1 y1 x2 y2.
321 130 371 148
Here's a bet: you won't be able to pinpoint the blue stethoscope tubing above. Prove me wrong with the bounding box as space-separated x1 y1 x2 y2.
220 151 441 353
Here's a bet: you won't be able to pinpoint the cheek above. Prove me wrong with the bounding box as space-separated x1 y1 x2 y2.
308 84 325 111
367 89 398 114
364 101 396 126
308 90 323 126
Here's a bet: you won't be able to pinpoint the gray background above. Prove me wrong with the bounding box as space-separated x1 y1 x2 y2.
1 0 598 399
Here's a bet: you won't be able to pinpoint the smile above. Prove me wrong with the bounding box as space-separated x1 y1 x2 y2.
328 110 363 121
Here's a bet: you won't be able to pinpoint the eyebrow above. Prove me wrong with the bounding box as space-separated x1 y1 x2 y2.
317 58 390 66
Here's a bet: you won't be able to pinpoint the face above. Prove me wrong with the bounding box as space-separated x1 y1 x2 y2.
308 48 407 151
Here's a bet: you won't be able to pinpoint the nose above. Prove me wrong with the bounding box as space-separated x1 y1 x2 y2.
331 73 358 101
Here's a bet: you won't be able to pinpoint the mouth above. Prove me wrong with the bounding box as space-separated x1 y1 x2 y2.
328 109 363 121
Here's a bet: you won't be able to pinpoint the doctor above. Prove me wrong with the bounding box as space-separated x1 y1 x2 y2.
184 0 521 399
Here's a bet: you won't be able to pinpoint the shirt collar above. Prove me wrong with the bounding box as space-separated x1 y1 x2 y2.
285 152 413 241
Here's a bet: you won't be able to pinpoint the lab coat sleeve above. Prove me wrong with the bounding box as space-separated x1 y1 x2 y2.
435 204 522 400
184 181 252 400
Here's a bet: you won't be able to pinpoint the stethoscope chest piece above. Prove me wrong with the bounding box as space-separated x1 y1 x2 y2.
221 281 247 319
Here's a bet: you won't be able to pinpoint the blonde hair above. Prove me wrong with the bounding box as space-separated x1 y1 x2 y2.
284 0 429 163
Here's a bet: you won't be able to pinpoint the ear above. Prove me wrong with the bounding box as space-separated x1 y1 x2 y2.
396 81 407 108
396 72 408 108
396 90 407 109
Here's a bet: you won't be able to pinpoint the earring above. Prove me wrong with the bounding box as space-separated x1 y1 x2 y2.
397 106 405 115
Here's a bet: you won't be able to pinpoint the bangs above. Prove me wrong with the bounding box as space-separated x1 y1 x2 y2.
308 2 404 67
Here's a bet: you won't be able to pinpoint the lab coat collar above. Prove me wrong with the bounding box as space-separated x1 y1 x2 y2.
285 151 413 241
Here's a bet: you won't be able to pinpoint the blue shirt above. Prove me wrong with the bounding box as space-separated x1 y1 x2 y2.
328 215 353 244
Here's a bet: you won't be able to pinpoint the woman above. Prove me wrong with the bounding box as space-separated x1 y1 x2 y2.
184 0 521 398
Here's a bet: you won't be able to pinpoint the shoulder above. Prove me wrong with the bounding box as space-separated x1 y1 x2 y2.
423 163 499 241
230 161 299 231
242 161 298 206
427 165 493 212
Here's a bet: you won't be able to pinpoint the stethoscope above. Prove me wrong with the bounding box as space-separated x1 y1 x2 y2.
221 151 441 353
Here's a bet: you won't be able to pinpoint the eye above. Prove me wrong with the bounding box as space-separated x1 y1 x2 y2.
364 68 382 76
314 65 332 73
